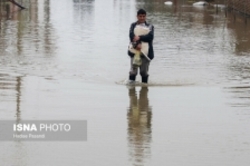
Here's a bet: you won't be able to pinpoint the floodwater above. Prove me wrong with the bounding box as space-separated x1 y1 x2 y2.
0 0 250 165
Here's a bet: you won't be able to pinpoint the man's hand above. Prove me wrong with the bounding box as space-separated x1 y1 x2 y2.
136 44 142 50
133 36 140 42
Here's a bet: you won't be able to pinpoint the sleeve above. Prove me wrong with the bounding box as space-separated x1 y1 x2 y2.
139 25 154 42
129 23 135 42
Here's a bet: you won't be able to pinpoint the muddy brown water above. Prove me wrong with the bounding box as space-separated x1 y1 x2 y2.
0 0 250 165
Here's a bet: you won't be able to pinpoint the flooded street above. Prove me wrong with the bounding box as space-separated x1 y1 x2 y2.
0 0 250 165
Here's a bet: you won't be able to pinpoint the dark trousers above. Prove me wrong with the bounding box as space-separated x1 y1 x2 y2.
129 57 150 82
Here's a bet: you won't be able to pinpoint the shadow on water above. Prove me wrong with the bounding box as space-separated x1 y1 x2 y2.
127 87 152 166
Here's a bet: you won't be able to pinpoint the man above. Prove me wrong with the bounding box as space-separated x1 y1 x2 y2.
128 9 154 84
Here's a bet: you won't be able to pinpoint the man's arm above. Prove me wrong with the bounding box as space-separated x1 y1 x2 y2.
139 25 154 42
129 23 135 42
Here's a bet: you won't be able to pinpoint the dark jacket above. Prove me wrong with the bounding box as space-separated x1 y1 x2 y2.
128 21 154 60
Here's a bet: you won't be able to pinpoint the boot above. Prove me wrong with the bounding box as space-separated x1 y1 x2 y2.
141 76 148 83
129 75 136 81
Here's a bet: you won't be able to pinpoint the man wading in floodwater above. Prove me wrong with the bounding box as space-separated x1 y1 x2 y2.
127 9 154 84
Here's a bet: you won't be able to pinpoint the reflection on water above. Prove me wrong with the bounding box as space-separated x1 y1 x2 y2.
0 0 57 116
0 0 56 56
0 0 21 19
13 76 27 166
224 86 250 111
15 76 21 117
127 87 152 166
227 10 250 54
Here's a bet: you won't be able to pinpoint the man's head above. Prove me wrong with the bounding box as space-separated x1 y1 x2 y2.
137 9 146 23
